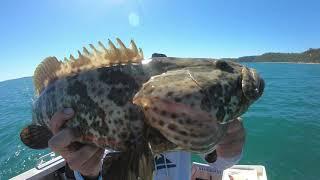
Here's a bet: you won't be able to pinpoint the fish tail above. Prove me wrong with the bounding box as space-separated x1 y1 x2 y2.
20 124 53 149
102 142 154 180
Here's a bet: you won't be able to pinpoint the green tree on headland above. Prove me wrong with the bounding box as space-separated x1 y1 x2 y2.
223 48 320 63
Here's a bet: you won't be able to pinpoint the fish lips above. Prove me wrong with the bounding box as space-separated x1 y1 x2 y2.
241 67 265 102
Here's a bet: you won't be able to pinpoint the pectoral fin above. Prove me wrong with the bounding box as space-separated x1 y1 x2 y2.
20 125 53 149
134 97 224 153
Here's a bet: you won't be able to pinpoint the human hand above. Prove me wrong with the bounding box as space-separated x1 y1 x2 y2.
48 108 104 178
216 117 245 158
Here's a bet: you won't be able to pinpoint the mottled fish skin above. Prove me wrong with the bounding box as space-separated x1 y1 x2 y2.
31 57 264 153
138 58 264 123
134 58 264 153
33 63 149 151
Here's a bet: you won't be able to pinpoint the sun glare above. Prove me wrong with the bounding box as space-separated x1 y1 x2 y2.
128 12 140 27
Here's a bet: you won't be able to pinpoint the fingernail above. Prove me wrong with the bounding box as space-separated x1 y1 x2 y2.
63 108 74 115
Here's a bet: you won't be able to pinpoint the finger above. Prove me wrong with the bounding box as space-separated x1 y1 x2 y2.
78 148 105 176
57 143 84 161
67 145 100 170
227 117 243 134
49 108 74 134
217 141 243 158
219 130 246 146
48 128 80 152
217 133 244 157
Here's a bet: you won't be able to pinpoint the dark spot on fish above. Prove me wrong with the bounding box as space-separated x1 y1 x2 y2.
178 130 188 136
167 91 173 97
109 110 113 115
160 110 167 116
173 136 180 140
158 120 165 126
174 97 182 102
216 107 226 122
186 118 192 124
91 120 100 129
168 124 177 131
152 107 158 112
117 111 120 115
97 89 104 96
196 123 203 127
171 113 177 119
190 133 198 137
119 132 128 139
107 137 115 142
92 87 97 92
128 107 141 121
185 94 191 99
118 119 124 125
108 87 128 106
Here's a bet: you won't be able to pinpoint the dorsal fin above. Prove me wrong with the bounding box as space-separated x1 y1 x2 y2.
33 38 144 95
33 57 62 95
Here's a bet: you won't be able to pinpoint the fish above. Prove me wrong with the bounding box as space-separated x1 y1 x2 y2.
19 38 265 180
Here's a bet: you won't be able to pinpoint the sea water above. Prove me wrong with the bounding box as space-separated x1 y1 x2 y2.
0 63 320 179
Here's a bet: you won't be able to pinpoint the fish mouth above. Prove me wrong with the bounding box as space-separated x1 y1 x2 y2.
241 67 265 102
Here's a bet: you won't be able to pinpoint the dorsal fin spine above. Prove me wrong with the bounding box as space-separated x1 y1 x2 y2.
89 44 100 54
33 38 143 94
69 55 76 61
130 40 138 54
98 41 107 51
83 47 90 55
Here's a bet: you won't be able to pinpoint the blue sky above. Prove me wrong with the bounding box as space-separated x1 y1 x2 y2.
1 0 320 81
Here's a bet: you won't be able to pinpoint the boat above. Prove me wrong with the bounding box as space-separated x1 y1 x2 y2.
10 152 267 180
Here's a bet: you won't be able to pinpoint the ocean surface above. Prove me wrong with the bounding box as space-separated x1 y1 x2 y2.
0 63 319 179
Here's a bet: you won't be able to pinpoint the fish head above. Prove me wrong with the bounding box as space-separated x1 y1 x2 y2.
134 59 264 153
198 60 265 123
140 59 265 123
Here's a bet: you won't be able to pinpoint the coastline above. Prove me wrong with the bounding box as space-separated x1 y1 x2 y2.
239 61 320 64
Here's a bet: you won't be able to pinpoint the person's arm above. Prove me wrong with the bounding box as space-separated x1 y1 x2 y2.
48 108 104 180
203 117 245 170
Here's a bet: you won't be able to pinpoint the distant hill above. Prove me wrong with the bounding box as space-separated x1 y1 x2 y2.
0 76 32 84
222 48 320 63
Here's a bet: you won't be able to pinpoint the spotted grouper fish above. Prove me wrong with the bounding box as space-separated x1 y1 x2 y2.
20 38 264 180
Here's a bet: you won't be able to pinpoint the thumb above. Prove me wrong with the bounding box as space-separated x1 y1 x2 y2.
49 108 75 134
